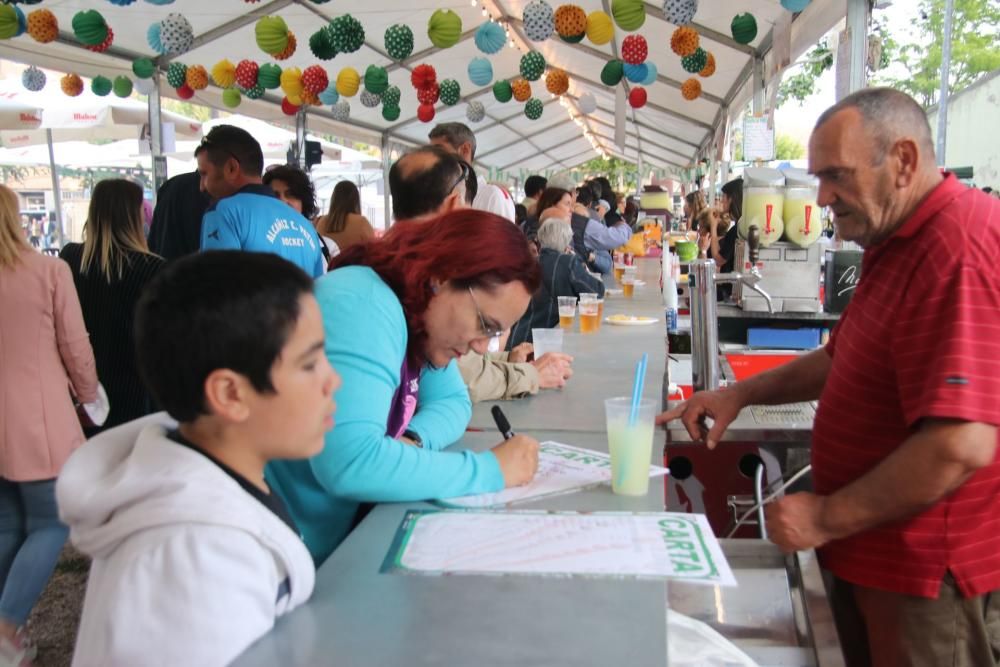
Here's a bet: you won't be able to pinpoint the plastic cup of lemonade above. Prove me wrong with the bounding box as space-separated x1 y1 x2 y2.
532 328 563 358
605 397 656 496
557 296 577 328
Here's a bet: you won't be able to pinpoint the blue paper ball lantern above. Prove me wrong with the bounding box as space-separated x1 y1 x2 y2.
623 62 648 83
641 61 658 85
780 0 811 10
475 21 506 54
147 23 166 54
467 57 493 86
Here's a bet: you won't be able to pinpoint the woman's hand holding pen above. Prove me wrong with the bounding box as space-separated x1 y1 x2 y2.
491 435 540 487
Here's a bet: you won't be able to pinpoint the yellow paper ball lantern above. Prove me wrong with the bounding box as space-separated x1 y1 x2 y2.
280 67 304 100
585 11 614 45
211 59 236 88
336 67 361 97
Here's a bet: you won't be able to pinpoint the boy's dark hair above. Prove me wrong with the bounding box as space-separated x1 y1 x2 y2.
576 184 595 207
524 175 547 199
135 251 314 422
194 125 265 177
263 164 318 219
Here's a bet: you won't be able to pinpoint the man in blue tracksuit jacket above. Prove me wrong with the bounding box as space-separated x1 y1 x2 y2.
196 125 325 278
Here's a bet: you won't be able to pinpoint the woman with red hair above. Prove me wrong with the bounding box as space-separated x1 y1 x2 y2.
267 209 543 564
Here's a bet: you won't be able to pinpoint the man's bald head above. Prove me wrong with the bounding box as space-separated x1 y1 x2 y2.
388 145 476 221
814 87 936 167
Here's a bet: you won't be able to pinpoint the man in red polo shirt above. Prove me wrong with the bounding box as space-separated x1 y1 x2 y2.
660 87 1000 667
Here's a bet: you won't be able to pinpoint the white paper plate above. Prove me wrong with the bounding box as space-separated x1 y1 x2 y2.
604 288 623 296
605 316 660 326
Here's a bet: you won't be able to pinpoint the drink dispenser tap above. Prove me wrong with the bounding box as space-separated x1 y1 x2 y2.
690 226 774 393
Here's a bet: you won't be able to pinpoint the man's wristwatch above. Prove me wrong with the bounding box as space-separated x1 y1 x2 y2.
402 429 423 448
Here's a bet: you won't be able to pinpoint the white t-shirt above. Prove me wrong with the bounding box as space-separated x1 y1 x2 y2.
474 176 516 221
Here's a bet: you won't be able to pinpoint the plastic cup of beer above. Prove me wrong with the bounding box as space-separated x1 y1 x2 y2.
596 299 604 329
578 297 600 334
532 328 563 358
557 296 577 328
613 265 626 283
622 272 636 298
605 397 656 496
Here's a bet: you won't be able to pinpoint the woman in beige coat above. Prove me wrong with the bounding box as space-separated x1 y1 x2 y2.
0 184 97 663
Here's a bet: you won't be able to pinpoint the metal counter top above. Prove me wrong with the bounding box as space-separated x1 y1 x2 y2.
717 304 841 322
236 431 842 667
469 258 668 434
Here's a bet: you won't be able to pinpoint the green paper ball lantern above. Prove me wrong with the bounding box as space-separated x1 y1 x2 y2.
427 9 462 49
364 65 389 95
681 47 707 73
440 79 461 105
245 84 266 100
382 104 401 122
0 5 19 41
329 14 364 54
113 75 133 98
255 16 289 55
493 80 513 103
525 98 543 120
91 75 112 97
258 63 283 90
132 58 156 80
384 24 414 61
611 0 645 31
730 13 757 45
560 32 585 44
309 26 337 60
72 10 108 46
600 59 624 86
166 62 187 89
519 51 546 82
223 88 242 109
382 85 401 107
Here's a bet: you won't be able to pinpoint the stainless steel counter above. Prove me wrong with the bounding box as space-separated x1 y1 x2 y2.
717 305 841 322
236 429 842 666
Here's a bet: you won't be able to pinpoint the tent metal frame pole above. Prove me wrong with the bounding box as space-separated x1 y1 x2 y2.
571 73 714 133
474 116 572 161
752 56 765 115
294 109 307 170
846 0 870 94
579 103 701 151
935 0 954 166
381 133 392 229
148 72 166 197
45 129 65 248
584 117 691 165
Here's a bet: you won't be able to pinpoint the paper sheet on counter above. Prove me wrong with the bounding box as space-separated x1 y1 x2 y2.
438 441 668 509
383 510 737 587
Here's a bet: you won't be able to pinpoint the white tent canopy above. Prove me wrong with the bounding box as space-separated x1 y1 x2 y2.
0 0 845 177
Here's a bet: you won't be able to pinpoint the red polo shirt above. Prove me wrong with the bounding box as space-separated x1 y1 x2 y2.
812 174 1000 598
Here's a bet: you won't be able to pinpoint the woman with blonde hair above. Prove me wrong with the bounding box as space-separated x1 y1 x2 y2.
684 190 708 232
315 180 375 254
59 179 163 434
0 184 98 662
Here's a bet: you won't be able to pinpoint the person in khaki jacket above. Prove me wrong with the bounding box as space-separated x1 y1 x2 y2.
388 145 574 402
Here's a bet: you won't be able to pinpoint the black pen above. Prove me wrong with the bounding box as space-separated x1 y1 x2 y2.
491 405 515 440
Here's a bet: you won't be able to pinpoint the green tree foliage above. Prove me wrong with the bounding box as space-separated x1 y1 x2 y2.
776 0 1000 109
775 134 806 160
578 156 639 193
875 0 1000 106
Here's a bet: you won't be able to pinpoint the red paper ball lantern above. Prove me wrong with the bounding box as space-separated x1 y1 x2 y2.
417 103 436 123
176 84 195 100
281 97 301 115
628 86 647 108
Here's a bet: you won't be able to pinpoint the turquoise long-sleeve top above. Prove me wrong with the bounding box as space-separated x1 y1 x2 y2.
267 266 505 564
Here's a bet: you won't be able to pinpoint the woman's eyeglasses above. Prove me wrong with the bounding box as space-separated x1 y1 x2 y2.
467 287 504 340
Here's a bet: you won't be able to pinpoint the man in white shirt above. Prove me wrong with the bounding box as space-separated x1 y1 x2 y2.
428 123 516 221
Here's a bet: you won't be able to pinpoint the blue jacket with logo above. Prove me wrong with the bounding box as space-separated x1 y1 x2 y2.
200 184 325 278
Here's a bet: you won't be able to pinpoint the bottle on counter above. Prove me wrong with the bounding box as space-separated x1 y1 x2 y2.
663 250 679 333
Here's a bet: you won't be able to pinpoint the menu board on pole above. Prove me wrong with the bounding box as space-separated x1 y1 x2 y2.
743 116 774 161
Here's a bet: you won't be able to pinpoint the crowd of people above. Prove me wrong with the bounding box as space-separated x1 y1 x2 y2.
0 88 998 667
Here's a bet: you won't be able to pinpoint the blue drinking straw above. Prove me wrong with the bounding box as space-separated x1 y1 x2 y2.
629 353 648 426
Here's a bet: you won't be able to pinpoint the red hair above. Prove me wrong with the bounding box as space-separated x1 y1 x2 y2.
331 209 541 364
